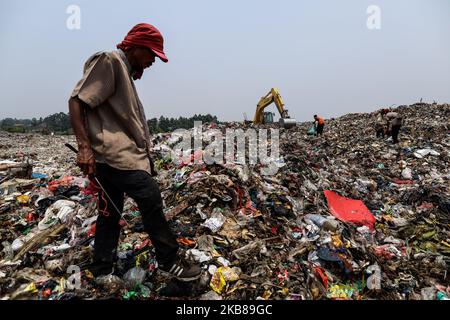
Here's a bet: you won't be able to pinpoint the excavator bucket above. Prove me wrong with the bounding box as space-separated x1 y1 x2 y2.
279 117 297 129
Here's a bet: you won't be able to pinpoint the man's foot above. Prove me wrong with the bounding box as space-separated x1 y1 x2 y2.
87 261 115 278
159 258 202 282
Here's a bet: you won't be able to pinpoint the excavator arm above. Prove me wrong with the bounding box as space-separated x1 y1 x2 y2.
253 88 296 128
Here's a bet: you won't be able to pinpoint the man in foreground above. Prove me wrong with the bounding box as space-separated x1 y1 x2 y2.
68 23 201 281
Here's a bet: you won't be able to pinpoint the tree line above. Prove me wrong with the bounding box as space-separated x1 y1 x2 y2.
0 112 220 134
0 112 71 134
148 114 219 133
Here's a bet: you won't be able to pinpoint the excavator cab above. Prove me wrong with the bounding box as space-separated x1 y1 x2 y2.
253 88 296 129
263 112 275 124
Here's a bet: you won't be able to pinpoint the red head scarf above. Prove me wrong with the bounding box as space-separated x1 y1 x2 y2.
117 23 168 79
117 23 168 62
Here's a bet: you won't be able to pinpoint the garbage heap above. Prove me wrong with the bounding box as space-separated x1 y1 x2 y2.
0 103 449 300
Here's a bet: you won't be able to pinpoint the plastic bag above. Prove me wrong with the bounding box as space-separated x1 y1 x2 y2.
95 274 125 293
307 125 317 135
38 200 76 230
123 266 147 290
201 208 226 233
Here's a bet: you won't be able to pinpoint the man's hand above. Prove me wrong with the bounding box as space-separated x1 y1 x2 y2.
77 146 96 176
69 96 96 176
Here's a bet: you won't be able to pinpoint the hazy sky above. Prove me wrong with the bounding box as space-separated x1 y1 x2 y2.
1 0 449 122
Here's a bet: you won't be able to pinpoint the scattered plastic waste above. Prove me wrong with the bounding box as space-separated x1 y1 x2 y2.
0 103 449 300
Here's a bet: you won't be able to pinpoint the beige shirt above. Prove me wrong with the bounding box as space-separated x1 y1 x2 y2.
375 114 384 128
386 112 403 127
71 50 153 175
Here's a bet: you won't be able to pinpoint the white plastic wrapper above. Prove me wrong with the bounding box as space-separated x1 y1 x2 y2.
414 149 440 159
201 209 226 233
186 249 212 263
401 167 413 180
38 200 76 230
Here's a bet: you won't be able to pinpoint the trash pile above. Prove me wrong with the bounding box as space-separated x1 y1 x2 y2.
0 103 449 300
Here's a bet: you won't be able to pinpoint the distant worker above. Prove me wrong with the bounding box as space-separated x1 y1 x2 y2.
375 109 389 138
313 115 325 136
385 110 403 144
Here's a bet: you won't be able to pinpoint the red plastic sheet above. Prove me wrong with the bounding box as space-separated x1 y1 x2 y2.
392 179 416 185
324 190 375 230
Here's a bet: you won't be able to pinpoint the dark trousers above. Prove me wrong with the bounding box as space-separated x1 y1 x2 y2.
376 128 385 138
316 124 324 136
391 124 401 143
93 163 179 266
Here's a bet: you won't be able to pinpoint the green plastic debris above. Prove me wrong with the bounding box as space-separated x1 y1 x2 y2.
123 290 137 300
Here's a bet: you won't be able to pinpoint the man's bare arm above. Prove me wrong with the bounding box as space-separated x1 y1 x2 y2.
68 97 95 175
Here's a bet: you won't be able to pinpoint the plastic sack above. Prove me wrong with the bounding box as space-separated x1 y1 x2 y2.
307 125 317 135
123 266 147 290
38 200 76 230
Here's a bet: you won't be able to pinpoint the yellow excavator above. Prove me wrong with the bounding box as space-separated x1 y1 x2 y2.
253 88 296 129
